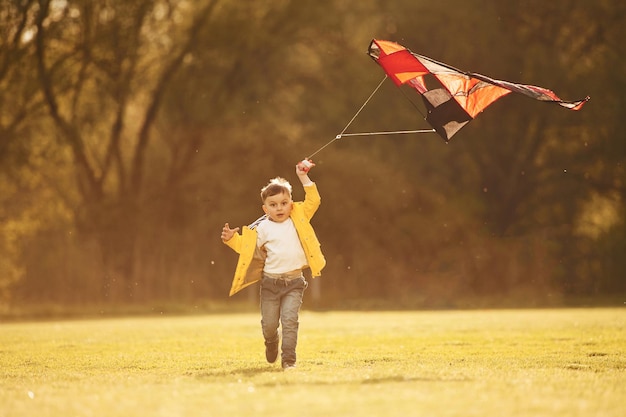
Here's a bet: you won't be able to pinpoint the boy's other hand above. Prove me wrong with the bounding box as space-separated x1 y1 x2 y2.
221 223 239 241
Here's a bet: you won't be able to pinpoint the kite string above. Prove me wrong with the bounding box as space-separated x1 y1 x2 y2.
338 129 434 137
337 75 388 137
306 75 388 160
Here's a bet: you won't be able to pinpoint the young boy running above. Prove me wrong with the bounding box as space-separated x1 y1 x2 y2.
221 160 325 370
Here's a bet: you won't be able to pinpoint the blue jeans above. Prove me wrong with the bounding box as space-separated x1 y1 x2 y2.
260 276 307 366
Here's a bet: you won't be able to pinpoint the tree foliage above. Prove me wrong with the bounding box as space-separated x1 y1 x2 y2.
1 0 624 310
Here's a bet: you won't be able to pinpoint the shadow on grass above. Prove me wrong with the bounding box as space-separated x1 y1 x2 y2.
359 375 471 384
191 364 282 379
189 363 472 386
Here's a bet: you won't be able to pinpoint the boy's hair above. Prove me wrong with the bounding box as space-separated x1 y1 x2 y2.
260 177 292 202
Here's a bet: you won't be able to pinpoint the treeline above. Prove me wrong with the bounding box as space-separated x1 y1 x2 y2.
0 0 624 310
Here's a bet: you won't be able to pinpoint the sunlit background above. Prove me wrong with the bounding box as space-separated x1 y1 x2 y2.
1 0 624 316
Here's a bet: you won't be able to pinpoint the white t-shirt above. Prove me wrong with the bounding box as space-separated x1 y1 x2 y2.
256 217 308 274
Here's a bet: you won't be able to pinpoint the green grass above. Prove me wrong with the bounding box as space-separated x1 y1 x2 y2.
1 308 625 417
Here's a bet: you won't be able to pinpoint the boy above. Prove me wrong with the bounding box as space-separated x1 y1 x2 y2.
221 160 325 370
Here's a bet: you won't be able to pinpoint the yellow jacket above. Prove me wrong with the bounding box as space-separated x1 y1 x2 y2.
223 183 326 296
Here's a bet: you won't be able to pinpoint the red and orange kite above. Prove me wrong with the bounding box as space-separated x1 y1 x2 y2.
367 39 589 141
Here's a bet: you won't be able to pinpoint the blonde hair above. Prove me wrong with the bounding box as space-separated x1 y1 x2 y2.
260 177 292 202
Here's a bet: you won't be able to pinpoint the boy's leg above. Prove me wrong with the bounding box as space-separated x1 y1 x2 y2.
260 278 280 363
280 278 307 368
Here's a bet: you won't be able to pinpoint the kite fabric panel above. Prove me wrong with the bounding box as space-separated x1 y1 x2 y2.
368 39 589 141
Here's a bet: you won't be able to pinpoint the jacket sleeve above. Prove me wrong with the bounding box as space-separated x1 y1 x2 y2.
223 232 243 254
301 183 321 219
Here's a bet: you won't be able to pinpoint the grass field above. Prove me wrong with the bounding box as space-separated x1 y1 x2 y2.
1 308 624 417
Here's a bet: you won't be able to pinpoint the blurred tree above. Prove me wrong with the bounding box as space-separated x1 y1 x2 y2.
2 0 623 310
0 0 53 307
493 0 626 294
28 0 219 301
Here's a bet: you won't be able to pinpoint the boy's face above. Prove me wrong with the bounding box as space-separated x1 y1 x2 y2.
262 191 293 223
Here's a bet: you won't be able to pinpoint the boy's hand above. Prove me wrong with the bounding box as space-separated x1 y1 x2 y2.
296 159 314 185
296 158 314 174
221 223 239 242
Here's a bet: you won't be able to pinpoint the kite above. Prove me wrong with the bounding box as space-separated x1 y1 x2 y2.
306 39 589 158
366 39 589 142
